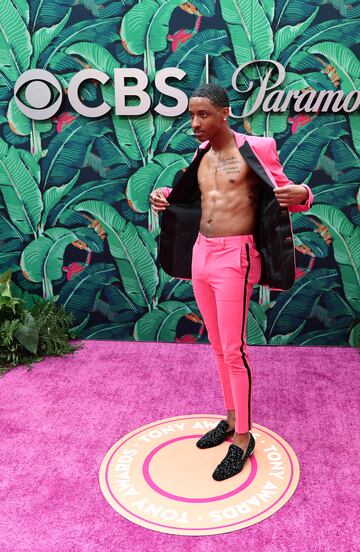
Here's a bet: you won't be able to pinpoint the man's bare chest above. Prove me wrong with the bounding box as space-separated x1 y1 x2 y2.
197 148 259 194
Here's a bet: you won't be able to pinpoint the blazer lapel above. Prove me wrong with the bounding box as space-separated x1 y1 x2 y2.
239 140 275 190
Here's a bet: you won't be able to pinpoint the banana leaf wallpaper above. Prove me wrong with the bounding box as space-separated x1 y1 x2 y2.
0 0 359 346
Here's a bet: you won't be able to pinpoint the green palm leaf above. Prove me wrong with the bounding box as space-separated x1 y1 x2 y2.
0 139 42 236
20 227 79 283
120 0 182 55
322 288 357 326
6 97 32 137
0 35 19 82
219 0 274 65
247 306 267 344
0 1 32 80
59 263 118 324
96 1 136 19
312 183 359 207
133 300 193 341
41 172 80 228
280 19 360 69
188 0 216 15
330 138 360 170
268 321 306 345
294 231 329 258
274 9 318 59
163 30 231 91
39 18 121 70
72 226 105 253
0 238 23 272
73 200 158 309
161 279 194 301
0 77 13 103
14 0 30 25
30 0 74 30
31 9 71 67
14 313 38 353
274 0 319 28
48 179 127 227
306 204 360 312
95 135 133 172
136 226 158 262
80 315 136 340
0 208 25 241
278 115 348 182
267 268 340 337
293 328 349 345
307 42 360 152
349 322 360 347
30 0 131 29
103 284 139 314
156 114 198 153
81 322 135 340
307 42 360 92
262 0 275 22
112 110 155 165
288 50 329 73
41 116 111 188
64 41 120 77
126 153 188 212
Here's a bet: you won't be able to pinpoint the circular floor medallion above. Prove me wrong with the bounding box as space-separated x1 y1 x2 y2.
99 415 300 535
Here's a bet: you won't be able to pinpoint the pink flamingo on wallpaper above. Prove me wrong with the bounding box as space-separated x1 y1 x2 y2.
167 14 202 51
288 114 314 133
52 112 76 133
63 252 92 281
175 312 205 342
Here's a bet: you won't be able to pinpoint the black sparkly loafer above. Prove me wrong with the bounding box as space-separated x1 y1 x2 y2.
196 420 235 449
212 433 255 481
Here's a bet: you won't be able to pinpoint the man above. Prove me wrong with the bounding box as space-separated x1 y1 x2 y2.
149 83 313 481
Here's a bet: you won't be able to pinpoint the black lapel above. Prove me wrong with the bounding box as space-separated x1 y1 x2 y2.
167 144 210 203
239 140 275 190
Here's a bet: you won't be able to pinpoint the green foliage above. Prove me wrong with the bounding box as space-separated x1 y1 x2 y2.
0 270 78 375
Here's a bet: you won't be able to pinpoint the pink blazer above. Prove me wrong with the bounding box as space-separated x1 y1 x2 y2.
163 130 314 212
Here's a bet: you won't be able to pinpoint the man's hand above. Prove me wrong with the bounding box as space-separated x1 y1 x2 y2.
149 188 170 215
274 184 308 208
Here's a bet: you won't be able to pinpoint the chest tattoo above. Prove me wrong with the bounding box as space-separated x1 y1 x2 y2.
215 156 243 175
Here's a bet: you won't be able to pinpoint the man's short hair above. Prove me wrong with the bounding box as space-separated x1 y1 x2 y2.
190 83 229 108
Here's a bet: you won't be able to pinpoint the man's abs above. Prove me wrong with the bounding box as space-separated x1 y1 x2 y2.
197 146 260 237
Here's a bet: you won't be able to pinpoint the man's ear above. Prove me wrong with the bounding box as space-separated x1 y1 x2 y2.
223 107 230 119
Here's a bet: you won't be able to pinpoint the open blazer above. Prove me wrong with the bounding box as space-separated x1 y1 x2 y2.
159 130 314 289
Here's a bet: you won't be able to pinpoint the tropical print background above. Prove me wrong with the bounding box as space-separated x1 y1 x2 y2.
0 0 359 346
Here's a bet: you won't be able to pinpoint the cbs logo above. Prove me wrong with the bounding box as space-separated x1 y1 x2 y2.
14 68 190 120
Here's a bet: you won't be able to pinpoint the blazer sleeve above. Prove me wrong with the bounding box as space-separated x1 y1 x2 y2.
162 186 173 198
266 138 314 213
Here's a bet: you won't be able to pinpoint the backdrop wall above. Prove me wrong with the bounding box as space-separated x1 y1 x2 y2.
0 0 359 345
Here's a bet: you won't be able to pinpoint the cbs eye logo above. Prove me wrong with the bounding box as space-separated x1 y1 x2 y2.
14 69 63 120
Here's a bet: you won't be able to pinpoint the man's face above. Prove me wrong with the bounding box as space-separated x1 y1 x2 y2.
188 96 228 142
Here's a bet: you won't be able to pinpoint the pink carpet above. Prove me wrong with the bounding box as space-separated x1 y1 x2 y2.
0 341 359 552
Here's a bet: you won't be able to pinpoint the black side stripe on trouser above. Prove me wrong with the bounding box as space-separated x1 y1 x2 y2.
240 243 252 431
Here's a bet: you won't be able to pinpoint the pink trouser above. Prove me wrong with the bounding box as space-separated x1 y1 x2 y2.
191 232 262 434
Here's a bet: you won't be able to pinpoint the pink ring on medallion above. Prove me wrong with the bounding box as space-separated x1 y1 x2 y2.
142 434 257 503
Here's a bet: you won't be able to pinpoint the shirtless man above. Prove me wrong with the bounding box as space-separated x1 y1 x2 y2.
149 84 310 481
